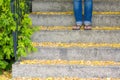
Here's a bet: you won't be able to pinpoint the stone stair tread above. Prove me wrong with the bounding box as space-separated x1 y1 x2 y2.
12 63 120 78
22 47 120 61
19 59 120 65
32 0 120 12
32 30 120 43
30 14 120 26
38 26 120 30
31 11 120 15
13 77 120 80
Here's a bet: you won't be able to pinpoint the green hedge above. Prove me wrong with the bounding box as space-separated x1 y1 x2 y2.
0 0 36 73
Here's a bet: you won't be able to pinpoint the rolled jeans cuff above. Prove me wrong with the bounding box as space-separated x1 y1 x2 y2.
76 21 82 26
84 21 92 25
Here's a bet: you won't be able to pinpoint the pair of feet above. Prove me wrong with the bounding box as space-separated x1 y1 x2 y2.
72 25 92 30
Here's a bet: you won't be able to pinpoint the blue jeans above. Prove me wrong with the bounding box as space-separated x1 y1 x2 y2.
73 0 93 25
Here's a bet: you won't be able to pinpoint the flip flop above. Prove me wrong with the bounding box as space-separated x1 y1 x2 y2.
72 25 81 30
84 25 92 30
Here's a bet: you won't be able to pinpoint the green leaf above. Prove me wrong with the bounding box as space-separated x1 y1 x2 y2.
0 0 3 6
0 61 8 69
0 0 36 71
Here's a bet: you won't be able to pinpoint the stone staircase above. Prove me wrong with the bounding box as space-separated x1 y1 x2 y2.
12 0 120 79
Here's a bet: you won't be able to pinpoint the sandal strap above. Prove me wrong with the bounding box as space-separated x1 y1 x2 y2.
72 25 81 30
84 25 92 30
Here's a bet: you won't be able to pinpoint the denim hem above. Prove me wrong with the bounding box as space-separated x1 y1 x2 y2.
76 21 83 25
84 21 92 25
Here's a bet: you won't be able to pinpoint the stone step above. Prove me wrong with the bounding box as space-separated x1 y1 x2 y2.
32 0 120 12
12 62 120 78
31 30 120 43
19 60 120 65
23 47 120 61
30 14 120 26
38 26 120 30
13 77 120 80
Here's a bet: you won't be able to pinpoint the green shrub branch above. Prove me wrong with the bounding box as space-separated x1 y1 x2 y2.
0 0 36 73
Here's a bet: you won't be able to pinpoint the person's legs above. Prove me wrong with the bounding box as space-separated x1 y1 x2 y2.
84 0 93 26
73 0 83 26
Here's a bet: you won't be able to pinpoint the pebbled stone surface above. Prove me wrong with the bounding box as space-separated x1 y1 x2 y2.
22 47 120 61
31 30 120 43
12 63 120 78
30 14 120 26
32 0 120 12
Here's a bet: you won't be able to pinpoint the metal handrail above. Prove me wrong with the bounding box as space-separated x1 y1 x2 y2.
10 0 32 60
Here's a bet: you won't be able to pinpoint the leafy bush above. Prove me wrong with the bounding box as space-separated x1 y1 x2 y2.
0 0 36 73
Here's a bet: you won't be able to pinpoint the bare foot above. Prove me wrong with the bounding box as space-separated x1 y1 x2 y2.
72 25 81 30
